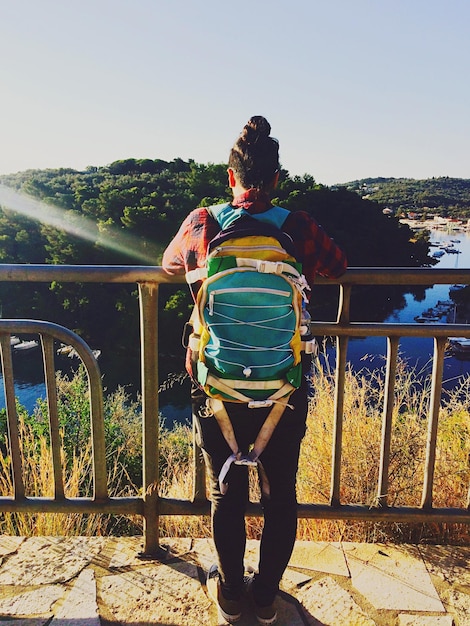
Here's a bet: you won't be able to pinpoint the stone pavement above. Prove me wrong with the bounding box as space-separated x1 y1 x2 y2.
0 536 469 625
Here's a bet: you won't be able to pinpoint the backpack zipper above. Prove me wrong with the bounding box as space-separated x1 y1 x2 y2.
208 287 291 315
211 245 290 256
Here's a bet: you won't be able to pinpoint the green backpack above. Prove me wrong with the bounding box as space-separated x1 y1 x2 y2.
185 203 310 405
185 203 314 496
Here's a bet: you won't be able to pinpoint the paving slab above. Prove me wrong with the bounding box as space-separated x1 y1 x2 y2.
98 557 211 625
50 568 100 626
190 537 261 576
0 536 25 558
343 543 445 613
0 584 65 616
0 536 104 586
289 540 349 577
106 536 145 568
296 575 376 625
0 537 467 625
419 544 470 587
281 566 313 590
160 536 194 558
444 587 470 626
243 538 261 574
190 537 217 572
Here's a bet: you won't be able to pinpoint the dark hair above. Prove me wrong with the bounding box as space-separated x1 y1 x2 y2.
228 116 280 190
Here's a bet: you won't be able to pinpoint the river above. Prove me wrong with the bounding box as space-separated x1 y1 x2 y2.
344 227 470 386
1 226 469 422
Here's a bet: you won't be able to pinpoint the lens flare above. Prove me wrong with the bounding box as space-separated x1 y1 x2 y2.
0 184 159 264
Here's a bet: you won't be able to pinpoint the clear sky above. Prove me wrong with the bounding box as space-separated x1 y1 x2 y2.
1 0 469 186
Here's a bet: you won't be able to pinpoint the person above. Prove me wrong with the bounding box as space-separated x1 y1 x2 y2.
162 116 347 625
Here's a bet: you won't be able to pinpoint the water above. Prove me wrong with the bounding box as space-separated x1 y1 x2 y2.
1 227 469 419
344 228 470 386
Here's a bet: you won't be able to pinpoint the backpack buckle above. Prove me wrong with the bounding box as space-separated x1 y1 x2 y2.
257 260 283 274
234 455 258 467
248 400 274 409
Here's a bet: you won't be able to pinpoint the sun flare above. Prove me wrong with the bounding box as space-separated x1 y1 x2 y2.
0 184 158 264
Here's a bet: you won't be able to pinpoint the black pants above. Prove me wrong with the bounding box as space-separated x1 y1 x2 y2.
192 372 308 606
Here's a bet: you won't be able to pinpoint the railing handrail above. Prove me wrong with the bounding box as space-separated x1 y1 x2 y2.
0 264 469 555
0 263 470 284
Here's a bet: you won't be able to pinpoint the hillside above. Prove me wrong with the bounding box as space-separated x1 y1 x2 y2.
0 160 449 367
0 160 436 269
337 177 470 218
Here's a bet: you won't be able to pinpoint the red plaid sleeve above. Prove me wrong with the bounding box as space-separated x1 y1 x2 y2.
283 211 347 286
162 208 220 275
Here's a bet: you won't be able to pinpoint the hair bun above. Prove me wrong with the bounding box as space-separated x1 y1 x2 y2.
242 116 271 144
229 115 279 189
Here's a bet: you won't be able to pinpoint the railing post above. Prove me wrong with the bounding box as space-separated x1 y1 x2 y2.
377 336 399 506
0 335 25 499
337 283 351 325
330 335 348 506
41 335 65 499
330 284 351 506
139 281 161 556
421 336 446 509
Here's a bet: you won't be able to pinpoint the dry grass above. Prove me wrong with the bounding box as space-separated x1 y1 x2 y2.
2 359 470 544
296 357 470 544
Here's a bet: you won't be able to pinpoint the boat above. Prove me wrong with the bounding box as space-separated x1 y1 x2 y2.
432 250 445 258
448 337 470 359
10 335 21 346
450 284 466 292
13 340 39 352
415 315 440 323
414 299 455 324
57 346 101 359
57 344 74 355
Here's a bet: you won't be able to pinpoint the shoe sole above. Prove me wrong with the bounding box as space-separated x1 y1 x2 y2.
255 613 278 626
219 608 242 624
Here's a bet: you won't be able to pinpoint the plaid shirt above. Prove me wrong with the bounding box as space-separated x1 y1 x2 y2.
162 194 347 293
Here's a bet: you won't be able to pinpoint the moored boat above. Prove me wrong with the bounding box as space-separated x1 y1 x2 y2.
448 337 470 358
13 340 39 352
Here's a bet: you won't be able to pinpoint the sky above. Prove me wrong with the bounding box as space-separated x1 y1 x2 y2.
1 0 469 186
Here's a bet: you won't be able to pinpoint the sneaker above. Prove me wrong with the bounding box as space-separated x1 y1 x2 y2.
206 564 242 624
246 577 278 625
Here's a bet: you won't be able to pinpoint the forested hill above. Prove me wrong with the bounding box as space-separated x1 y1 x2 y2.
0 158 435 269
0 159 440 358
339 177 470 218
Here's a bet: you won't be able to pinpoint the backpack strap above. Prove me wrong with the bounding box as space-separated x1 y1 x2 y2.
185 256 302 286
208 203 290 231
189 203 305 493
185 203 297 285
210 396 292 498
203 372 296 403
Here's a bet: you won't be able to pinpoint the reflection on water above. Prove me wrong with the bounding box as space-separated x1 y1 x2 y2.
1 228 469 422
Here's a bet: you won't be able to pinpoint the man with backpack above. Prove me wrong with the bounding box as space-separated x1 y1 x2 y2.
162 116 347 625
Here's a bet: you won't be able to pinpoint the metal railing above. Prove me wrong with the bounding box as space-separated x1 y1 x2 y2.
0 264 469 555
